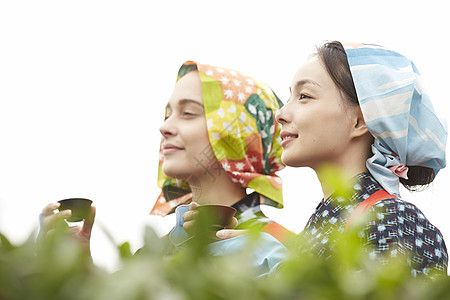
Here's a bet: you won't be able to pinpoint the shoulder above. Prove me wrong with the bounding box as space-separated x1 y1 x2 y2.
370 197 439 232
367 197 444 242
363 197 448 274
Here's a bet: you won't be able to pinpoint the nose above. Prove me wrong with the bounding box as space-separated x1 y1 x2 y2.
275 105 289 125
159 116 177 138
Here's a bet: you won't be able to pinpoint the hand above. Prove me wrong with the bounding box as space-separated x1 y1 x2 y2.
41 202 96 249
182 202 238 236
181 202 199 235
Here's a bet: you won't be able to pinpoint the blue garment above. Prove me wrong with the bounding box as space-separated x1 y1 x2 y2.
169 204 288 276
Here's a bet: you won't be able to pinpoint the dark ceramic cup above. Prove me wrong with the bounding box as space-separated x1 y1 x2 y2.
58 198 93 222
195 205 237 230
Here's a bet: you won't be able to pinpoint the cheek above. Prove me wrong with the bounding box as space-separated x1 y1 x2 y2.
180 118 209 148
293 113 319 141
294 109 351 151
187 130 211 154
316 117 354 157
315 107 350 135
183 132 214 174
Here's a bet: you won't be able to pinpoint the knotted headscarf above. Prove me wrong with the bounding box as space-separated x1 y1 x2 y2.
344 43 447 196
151 61 285 216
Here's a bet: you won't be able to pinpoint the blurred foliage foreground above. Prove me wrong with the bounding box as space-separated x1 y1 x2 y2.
1 220 450 300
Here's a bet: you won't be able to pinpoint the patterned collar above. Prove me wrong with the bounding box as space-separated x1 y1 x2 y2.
315 172 382 209
232 192 272 228
306 172 384 231
232 192 261 214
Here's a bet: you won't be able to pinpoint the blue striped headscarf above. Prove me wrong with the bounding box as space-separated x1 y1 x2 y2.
344 43 447 196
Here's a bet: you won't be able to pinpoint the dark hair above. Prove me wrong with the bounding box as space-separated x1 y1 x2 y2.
316 41 435 191
316 41 359 106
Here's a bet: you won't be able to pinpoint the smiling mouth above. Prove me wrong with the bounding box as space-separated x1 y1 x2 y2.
162 144 184 155
281 135 297 141
281 137 297 147
280 133 298 147
162 148 182 155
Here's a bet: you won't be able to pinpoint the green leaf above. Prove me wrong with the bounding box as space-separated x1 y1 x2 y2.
118 241 133 259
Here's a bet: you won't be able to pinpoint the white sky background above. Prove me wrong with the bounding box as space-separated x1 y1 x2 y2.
1 0 449 271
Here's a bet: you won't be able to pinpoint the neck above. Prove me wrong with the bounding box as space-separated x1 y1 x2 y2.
188 172 247 207
314 143 370 200
315 164 366 200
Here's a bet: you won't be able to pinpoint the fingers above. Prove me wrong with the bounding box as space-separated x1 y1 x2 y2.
80 206 96 239
182 202 199 232
42 202 70 231
42 203 61 216
225 217 238 229
43 209 72 231
182 210 198 223
182 203 199 234
188 201 199 211
182 217 196 234
216 229 248 240
85 206 96 227
182 221 194 234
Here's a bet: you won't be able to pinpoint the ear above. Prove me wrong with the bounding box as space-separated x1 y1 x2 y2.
350 107 370 138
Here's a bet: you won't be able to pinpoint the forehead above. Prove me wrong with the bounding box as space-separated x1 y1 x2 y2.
167 71 203 107
290 56 333 89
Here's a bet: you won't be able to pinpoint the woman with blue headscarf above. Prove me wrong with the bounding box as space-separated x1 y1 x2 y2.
272 41 448 276
217 41 447 277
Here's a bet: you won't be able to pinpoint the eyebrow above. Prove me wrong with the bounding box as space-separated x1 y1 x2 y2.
166 99 204 110
290 79 321 92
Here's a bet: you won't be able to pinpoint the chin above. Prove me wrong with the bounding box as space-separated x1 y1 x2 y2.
162 163 198 181
163 164 185 179
281 152 295 167
281 153 307 168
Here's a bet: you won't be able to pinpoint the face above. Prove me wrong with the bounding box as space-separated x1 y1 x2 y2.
160 71 216 182
275 56 361 169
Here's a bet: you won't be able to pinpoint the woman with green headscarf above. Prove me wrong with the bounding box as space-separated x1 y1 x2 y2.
151 61 292 248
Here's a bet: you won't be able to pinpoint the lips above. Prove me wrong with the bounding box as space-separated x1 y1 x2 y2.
162 143 184 155
280 131 298 147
